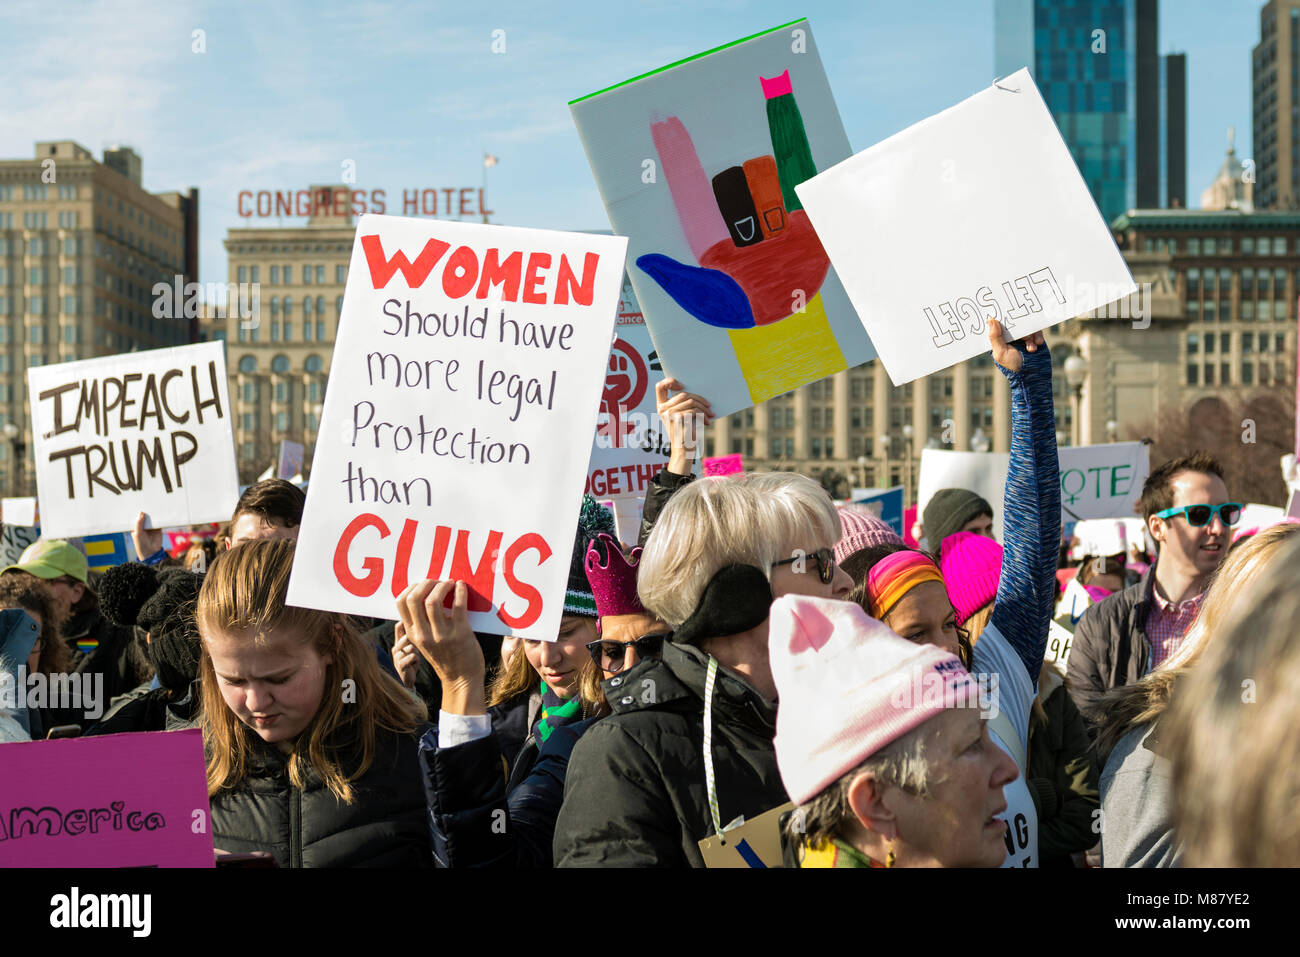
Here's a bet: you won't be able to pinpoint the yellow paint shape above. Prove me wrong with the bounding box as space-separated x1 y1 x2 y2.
728 292 846 404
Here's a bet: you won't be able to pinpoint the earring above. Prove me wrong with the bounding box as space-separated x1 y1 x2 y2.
885 845 896 868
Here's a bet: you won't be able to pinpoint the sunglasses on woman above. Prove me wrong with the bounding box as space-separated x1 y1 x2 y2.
770 547 837 585
1154 503 1242 528
586 633 669 675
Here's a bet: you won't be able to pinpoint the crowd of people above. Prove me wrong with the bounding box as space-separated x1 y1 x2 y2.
1 319 1296 868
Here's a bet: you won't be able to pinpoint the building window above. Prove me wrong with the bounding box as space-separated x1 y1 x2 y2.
315 295 324 315
771 438 782 458
270 320 280 341
1243 300 1255 321
1275 237 1289 254
784 438 794 458
238 355 257 373
237 266 247 283
271 355 290 373
304 296 313 315
283 322 292 342
283 298 293 319
250 266 259 283
316 320 324 340
315 265 324 284
1204 364 1214 385
336 265 346 284
336 295 344 316
242 413 254 432
1187 238 1201 255
304 320 313 342
270 296 279 317
1186 364 1198 385
305 355 323 373
302 265 312 285
1243 362 1255 385
276 412 288 431
1203 237 1217 255
1242 237 1256 254
271 265 279 284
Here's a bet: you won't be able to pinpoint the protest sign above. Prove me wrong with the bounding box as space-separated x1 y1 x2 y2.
1058 443 1149 521
703 453 744 477
796 67 1135 385
0 729 214 867
287 214 626 639
917 450 1010 541
584 278 671 501
851 485 905 537
0 523 39 568
27 342 238 539
1 498 38 527
81 533 137 573
277 440 305 481
918 442 1148 542
571 18 875 415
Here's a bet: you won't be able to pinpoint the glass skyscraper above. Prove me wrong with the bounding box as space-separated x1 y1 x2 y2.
995 0 1186 223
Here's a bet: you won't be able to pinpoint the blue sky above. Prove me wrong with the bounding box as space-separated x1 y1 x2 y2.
0 0 1265 287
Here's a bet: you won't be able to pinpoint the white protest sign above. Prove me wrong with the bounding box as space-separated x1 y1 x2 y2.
917 450 1010 542
1058 442 1148 522
1 497 38 527
584 278 671 501
796 67 1135 384
918 442 1148 544
287 214 627 639
27 341 238 538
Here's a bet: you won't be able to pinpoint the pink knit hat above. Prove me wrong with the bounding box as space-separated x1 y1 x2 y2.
768 594 978 805
834 504 904 565
937 531 1003 626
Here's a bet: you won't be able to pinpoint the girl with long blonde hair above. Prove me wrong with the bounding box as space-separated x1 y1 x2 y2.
197 538 430 867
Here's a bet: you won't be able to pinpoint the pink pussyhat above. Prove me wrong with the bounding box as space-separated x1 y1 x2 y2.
768 594 978 805
834 504 904 566
584 533 645 619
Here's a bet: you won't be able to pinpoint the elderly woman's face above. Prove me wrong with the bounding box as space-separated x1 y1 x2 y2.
884 708 1018 867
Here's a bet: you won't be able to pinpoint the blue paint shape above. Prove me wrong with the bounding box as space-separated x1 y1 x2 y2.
635 254 756 329
734 838 767 868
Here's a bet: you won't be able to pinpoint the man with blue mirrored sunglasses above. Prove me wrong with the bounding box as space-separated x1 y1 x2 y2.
1067 452 1233 730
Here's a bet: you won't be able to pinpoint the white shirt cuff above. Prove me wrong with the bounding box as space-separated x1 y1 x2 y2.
437 711 492 749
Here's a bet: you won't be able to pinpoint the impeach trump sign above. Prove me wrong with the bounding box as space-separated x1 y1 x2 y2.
27 342 238 539
288 214 626 639
0 730 213 867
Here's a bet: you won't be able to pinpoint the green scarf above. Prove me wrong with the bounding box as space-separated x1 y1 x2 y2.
535 680 582 745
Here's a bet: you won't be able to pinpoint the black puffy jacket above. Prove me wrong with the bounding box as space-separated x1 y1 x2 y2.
553 641 787 867
421 716 594 868
1066 568 1156 729
66 609 142 704
209 724 432 867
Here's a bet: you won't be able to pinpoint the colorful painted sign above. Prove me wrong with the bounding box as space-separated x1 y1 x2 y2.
571 18 874 414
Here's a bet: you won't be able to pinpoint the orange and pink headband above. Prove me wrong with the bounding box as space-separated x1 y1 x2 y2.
865 551 946 621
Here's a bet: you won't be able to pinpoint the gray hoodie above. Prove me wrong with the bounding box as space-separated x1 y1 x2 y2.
1099 720 1181 867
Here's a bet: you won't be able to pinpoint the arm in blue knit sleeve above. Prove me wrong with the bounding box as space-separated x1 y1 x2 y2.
988 343 1060 680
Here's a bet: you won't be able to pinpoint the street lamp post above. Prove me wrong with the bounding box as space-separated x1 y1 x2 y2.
901 423 914 501
3 423 23 497
1106 419 1119 442
856 454 867 490
1064 355 1089 447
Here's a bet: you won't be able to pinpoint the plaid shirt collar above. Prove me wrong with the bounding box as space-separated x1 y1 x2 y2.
1150 584 1205 614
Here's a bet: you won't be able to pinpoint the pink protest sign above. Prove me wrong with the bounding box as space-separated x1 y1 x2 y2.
703 454 744 477
0 729 214 867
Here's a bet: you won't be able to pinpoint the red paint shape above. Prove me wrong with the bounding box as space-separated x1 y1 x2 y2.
698 210 829 325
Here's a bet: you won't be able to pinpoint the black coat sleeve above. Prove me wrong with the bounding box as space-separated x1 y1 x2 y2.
638 469 697 549
553 720 684 867
1065 602 1110 730
1037 687 1101 860
419 720 592 868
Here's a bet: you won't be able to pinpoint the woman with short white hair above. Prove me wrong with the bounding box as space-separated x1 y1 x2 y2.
770 594 1018 868
554 469 853 867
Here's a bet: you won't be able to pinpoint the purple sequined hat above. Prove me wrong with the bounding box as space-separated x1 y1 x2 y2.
584 533 645 619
